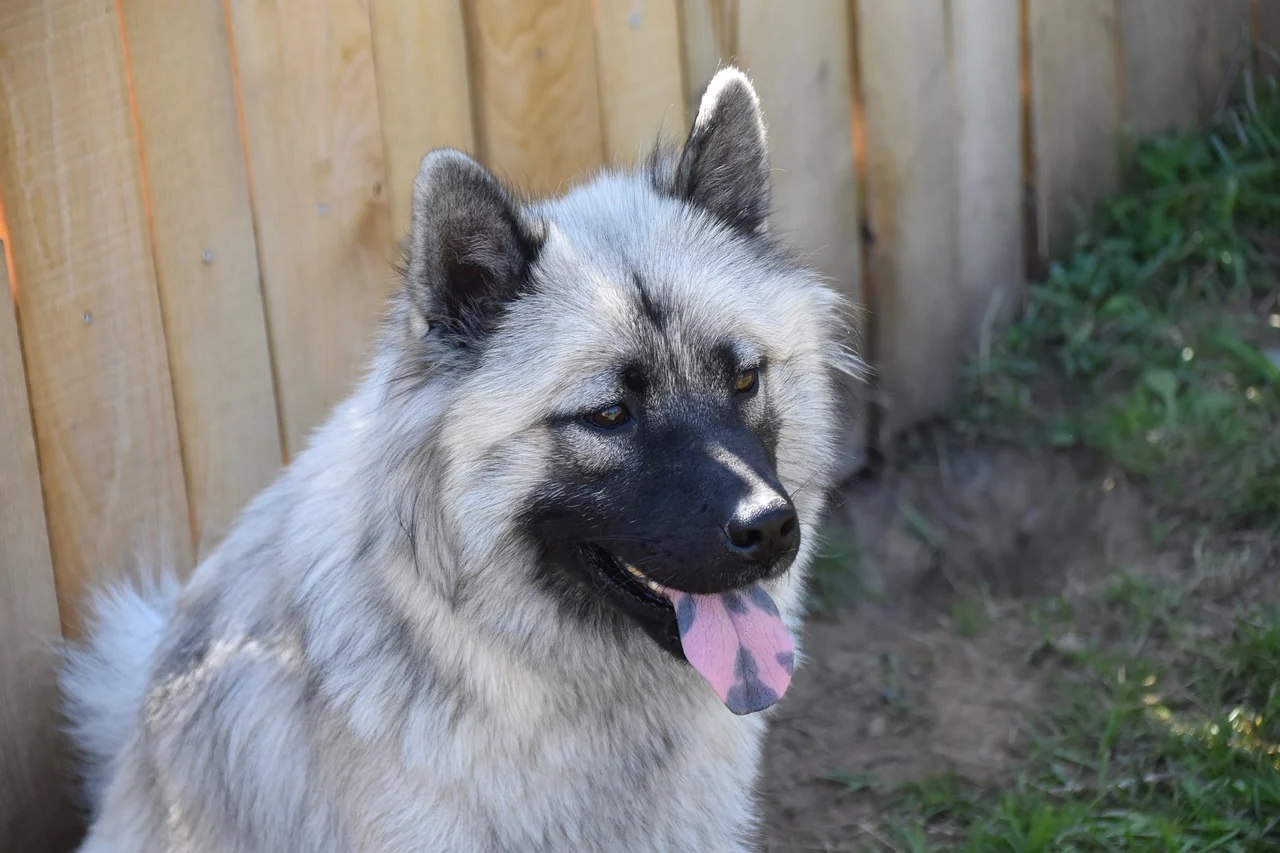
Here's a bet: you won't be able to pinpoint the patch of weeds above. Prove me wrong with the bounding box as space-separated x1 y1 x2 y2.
961 73 1280 530
856 606 1280 852
1100 570 1190 652
878 650 922 723
899 500 945 554
826 770 879 797
806 535 869 618
950 594 990 638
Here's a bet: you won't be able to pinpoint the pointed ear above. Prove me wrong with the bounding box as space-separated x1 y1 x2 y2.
405 149 543 344
670 67 771 234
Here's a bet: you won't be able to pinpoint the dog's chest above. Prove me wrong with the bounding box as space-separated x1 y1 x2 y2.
354 699 768 852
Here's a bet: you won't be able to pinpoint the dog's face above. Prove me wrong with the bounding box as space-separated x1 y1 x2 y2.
391 70 855 714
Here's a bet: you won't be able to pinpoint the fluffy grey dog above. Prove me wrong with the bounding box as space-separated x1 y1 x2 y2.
61 68 860 852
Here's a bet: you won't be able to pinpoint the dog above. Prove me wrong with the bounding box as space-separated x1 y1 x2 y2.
60 67 861 852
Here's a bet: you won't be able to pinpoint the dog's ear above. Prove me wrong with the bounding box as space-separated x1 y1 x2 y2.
670 67 770 235
405 149 543 344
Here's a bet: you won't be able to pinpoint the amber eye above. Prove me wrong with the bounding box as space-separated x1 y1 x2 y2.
734 367 759 395
585 403 631 429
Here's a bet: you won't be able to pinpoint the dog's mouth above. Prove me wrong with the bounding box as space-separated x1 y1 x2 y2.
578 544 795 715
581 544 672 611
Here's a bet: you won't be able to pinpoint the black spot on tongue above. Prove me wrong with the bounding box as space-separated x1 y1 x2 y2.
723 647 779 716
675 595 697 637
665 584 795 715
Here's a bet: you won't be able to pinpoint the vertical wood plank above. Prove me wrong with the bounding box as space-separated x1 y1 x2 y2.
733 2 861 305
1121 0 1251 135
678 0 738 123
593 0 686 164
0 241 79 852
369 0 476 239
732 1 866 463
856 0 959 434
228 0 395 456
465 0 605 194
1029 0 1121 260
0 0 192 633
953 0 1024 342
120 0 283 554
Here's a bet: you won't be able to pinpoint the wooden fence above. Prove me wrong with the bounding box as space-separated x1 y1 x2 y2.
1 1 1276 849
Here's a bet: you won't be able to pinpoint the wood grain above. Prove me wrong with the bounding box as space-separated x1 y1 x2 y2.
227 0 395 457
732 0 865 465
1121 0 1251 134
0 0 192 633
0 241 79 853
678 0 738 124
465 0 605 195
856 0 959 434
953 0 1024 346
120 0 283 554
593 0 686 164
369 0 476 238
1028 0 1121 260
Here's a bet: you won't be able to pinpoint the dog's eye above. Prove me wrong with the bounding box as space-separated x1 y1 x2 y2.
585 403 631 429
733 367 759 395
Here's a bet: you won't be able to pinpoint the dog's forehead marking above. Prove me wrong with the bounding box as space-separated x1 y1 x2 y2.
630 270 665 330
530 249 732 390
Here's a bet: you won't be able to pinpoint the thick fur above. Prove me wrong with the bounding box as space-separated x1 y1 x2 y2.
61 69 860 852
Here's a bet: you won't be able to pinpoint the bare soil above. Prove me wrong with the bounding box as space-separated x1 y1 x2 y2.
762 440 1173 851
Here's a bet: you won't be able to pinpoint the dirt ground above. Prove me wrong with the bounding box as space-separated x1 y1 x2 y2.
761 439 1175 851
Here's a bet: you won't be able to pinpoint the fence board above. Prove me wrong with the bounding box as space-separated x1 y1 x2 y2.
465 0 605 194
0 0 192 633
954 0 1024 348
733 2 860 304
593 0 686 164
856 0 959 434
679 0 737 122
1029 0 1121 260
0 243 78 853
1122 0 1251 135
227 0 394 457
731 1 865 466
369 0 475 239
120 0 282 554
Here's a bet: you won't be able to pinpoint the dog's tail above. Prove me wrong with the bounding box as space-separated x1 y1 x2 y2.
60 573 181 813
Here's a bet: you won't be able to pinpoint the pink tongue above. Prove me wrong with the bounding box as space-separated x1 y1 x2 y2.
665 583 795 715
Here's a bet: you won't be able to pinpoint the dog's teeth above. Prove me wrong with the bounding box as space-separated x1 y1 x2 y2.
622 562 664 595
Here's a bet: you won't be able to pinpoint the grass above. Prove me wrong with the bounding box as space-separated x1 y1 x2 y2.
842 72 1280 851
960 73 1280 530
806 534 873 618
865 593 1280 852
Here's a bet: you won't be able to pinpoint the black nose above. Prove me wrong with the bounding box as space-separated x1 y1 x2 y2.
723 501 799 565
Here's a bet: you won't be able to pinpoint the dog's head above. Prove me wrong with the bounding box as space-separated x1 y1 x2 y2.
382 69 859 714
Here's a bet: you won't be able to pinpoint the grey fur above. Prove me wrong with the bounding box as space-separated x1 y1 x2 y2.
60 68 861 852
